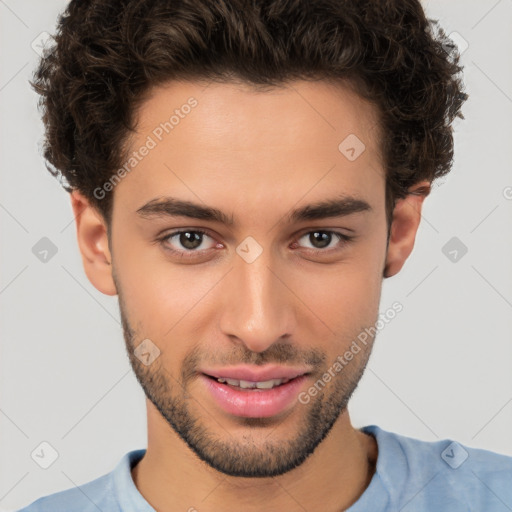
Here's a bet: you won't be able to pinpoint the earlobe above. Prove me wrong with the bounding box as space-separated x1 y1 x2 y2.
384 181 431 278
70 190 118 296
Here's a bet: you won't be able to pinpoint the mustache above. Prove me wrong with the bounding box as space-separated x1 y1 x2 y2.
181 342 327 383
116 290 327 383
118 300 327 381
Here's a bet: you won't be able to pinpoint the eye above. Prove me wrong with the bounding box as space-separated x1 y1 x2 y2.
295 230 353 253
157 228 354 260
159 229 217 256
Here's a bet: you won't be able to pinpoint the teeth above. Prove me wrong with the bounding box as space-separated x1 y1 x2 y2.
216 377 291 389
256 380 278 389
239 380 257 389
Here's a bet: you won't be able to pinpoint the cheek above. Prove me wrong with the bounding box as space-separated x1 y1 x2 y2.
112 234 177 335
290 241 385 347
294 265 381 332
113 235 220 347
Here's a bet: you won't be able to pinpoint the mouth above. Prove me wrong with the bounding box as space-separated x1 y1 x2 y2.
200 372 310 418
203 374 300 390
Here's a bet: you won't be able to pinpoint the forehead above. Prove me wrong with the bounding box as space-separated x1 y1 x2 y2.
114 79 385 222
132 78 381 154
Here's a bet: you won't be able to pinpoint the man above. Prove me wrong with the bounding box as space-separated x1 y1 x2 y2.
19 0 512 511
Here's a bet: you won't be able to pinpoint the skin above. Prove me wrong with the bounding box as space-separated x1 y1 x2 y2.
70 79 429 512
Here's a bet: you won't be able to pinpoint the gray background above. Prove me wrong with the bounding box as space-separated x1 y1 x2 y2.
1 0 511 510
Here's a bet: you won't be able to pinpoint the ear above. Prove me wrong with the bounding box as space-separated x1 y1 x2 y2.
70 190 117 296
384 181 431 278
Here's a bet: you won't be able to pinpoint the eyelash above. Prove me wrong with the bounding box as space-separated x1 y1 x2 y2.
156 228 355 259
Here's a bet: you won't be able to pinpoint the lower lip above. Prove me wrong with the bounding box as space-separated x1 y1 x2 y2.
200 374 309 418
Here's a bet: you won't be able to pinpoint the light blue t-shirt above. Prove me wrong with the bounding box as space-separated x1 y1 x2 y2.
16 425 512 511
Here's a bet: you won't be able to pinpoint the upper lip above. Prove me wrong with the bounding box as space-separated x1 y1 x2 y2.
201 364 310 382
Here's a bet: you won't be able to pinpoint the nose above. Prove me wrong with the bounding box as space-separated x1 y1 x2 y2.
219 247 296 353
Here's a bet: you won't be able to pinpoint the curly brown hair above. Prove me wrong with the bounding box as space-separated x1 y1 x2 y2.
30 0 467 230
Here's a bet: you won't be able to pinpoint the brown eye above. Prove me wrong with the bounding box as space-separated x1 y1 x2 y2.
160 229 216 254
297 230 352 252
176 231 203 250
306 231 333 249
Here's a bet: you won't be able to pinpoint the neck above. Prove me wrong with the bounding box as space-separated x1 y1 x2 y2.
132 400 378 512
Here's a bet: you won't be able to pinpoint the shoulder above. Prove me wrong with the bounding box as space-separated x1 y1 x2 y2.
15 450 146 512
15 473 115 512
362 425 512 511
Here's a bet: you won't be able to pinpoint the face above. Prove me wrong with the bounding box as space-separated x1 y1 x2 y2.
74 79 425 478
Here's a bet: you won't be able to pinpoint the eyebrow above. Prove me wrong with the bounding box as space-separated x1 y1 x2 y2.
136 194 372 225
